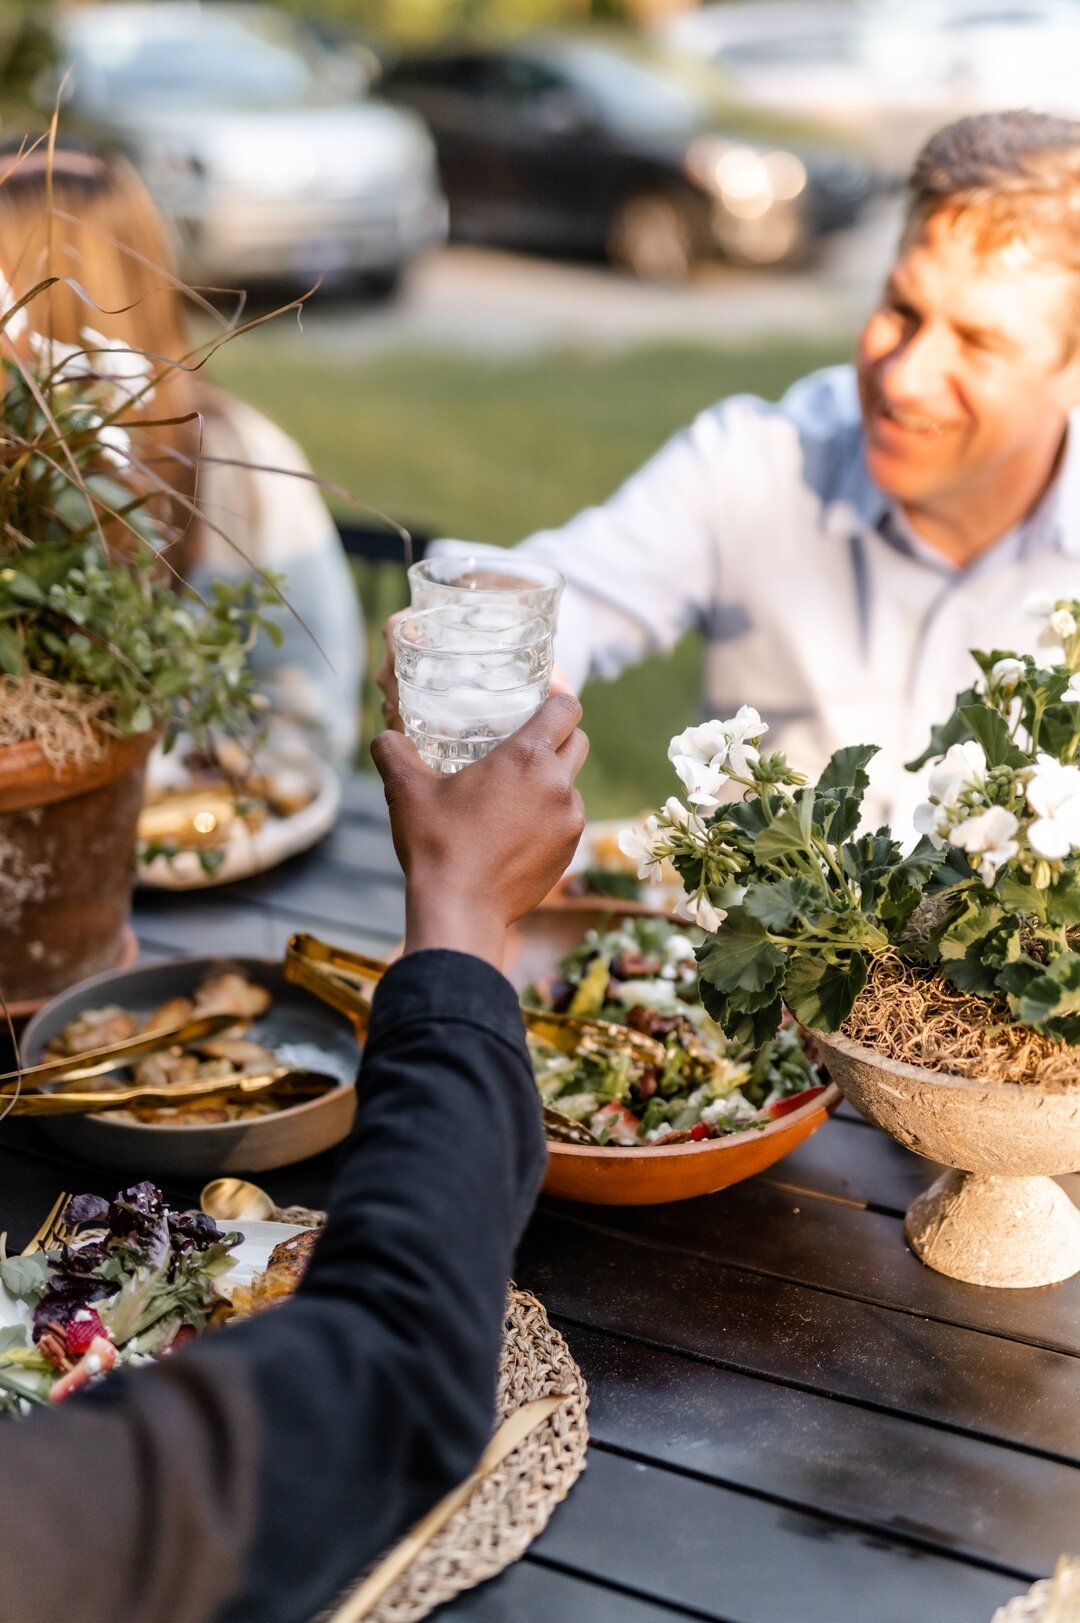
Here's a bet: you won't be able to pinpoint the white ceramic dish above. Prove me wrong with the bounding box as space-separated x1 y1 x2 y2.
138 753 341 890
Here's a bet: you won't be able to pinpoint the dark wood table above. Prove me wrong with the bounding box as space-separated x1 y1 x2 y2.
3 772 1078 1623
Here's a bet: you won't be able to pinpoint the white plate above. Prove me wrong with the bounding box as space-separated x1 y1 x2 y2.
0 1218 311 1340
138 753 341 890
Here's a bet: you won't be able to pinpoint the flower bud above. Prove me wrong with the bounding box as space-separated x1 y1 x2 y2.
1034 859 1053 891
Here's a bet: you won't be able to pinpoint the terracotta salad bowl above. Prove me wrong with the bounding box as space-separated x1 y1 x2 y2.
503 904 839 1206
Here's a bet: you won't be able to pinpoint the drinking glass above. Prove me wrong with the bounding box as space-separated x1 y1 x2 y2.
393 605 554 772
408 549 563 631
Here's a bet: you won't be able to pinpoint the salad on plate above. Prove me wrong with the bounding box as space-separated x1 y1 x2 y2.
524 917 825 1147
0 1183 317 1413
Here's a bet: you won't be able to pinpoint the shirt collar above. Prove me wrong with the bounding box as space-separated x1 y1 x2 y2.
830 416 1080 571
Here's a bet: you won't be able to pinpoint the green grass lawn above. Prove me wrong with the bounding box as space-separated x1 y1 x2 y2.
210 331 847 815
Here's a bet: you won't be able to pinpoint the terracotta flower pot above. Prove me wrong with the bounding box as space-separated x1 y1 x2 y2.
0 731 156 1010
814 1028 1080 1288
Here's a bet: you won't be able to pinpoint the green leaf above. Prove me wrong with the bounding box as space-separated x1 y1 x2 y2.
0 624 22 676
0 1252 51 1300
942 949 1004 996
783 952 868 1031
696 910 786 995
752 788 815 864
880 838 944 924
938 901 1005 961
1012 952 1080 1029
906 685 981 772
957 704 1029 770
743 875 827 931
0 1325 27 1354
815 744 878 796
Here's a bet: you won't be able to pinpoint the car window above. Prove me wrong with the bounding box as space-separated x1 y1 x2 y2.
722 32 858 66
64 10 330 110
546 42 720 139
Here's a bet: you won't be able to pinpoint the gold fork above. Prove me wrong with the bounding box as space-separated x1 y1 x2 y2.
21 1191 72 1256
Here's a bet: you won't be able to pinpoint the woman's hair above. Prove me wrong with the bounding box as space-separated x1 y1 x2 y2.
0 138 206 574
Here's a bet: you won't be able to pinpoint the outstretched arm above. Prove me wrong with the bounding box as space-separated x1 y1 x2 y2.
0 698 587 1623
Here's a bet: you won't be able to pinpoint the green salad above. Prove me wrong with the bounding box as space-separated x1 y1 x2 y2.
524 917 824 1147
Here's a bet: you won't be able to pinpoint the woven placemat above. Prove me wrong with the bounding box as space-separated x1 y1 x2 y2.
992 1560 1080 1621
275 1209 589 1623
356 1286 589 1623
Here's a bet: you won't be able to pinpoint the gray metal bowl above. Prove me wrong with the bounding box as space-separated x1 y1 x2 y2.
21 956 360 1179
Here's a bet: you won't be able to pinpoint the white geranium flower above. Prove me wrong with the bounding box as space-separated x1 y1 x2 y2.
0 268 26 338
989 657 1025 692
1064 674 1080 705
721 705 768 777
81 326 156 403
95 421 131 468
1050 608 1078 641
668 720 732 768
948 805 1020 885
1025 754 1080 860
28 330 90 378
662 796 692 831
676 891 725 932
667 708 767 782
618 816 665 883
670 753 729 814
912 799 950 848
926 740 988 809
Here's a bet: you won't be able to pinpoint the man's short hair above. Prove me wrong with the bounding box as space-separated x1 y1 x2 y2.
906 110 1080 272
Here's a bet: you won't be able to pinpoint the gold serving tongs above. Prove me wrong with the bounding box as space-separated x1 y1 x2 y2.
284 932 667 1066
4 1065 338 1118
0 1012 240 1096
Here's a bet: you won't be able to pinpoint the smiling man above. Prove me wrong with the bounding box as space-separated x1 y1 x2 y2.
500 111 1080 828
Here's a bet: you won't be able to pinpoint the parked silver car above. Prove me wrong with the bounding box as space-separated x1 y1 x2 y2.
55 2 448 292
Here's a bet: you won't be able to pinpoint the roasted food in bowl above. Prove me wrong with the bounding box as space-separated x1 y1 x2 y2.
20 957 361 1177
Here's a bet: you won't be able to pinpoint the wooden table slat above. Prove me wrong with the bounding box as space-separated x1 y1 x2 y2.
580 1175 1080 1355
520 1211 1080 1458
434 1558 709 1622
529 1448 1021 1623
566 1323 1080 1574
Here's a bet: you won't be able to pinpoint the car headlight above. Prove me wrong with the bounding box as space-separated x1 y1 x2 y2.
684 140 806 219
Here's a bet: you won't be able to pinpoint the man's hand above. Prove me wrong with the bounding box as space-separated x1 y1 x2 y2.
370 695 588 968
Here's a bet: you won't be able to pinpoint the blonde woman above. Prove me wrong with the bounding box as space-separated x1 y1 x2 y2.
0 138 362 762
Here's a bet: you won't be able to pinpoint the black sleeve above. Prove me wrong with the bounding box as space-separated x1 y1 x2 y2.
0 950 546 1623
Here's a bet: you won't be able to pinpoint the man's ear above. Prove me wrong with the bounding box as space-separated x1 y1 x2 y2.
1057 332 1080 409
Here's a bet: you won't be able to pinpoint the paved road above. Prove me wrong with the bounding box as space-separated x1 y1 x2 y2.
299 198 902 358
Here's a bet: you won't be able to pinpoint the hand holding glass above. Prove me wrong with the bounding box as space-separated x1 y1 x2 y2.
393 606 554 772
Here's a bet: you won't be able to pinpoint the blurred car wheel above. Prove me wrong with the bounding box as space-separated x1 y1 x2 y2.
606 192 695 282
712 197 808 267
358 264 408 301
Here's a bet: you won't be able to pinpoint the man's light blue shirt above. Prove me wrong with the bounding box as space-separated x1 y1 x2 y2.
518 364 1080 829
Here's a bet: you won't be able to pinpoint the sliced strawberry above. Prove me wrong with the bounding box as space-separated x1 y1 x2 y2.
65 1310 108 1359
765 1084 827 1120
161 1325 197 1357
591 1102 643 1146
50 1336 117 1403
